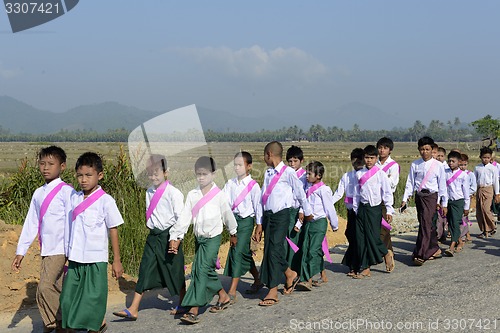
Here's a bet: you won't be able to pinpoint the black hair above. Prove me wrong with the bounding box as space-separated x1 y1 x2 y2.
447 151 462 161
234 151 252 165
75 152 103 173
264 141 283 157
460 153 469 162
306 161 325 179
479 147 493 157
148 154 168 173
431 143 439 150
39 145 67 164
286 145 304 161
438 147 446 154
350 148 364 160
418 136 435 148
376 137 394 151
195 156 216 172
363 145 378 157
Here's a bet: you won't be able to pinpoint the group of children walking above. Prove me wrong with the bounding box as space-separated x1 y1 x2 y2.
11 137 500 330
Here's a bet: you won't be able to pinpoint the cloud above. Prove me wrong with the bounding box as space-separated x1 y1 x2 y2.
171 45 328 83
0 62 21 79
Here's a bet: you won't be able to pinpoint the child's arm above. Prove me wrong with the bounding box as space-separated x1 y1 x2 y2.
171 188 185 222
380 174 395 223
221 193 238 246
12 194 39 271
169 193 194 253
288 171 313 220
401 162 416 207
462 176 470 216
387 162 400 193
437 164 448 216
322 187 338 231
109 227 123 279
331 173 347 205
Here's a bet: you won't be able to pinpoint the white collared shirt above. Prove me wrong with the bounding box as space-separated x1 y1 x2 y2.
332 170 357 210
376 156 400 193
402 158 448 206
305 182 339 230
475 163 500 194
223 175 263 224
465 170 477 196
353 166 395 215
146 183 184 231
292 168 307 209
261 161 312 216
16 178 74 257
445 168 470 210
67 187 124 263
169 183 237 240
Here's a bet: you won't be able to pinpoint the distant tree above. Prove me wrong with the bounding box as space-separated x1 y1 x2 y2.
471 115 500 140
409 120 426 142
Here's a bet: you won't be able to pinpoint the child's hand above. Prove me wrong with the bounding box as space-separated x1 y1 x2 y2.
293 226 300 233
495 194 500 204
441 207 448 216
298 212 304 222
385 215 393 224
230 234 237 248
168 240 181 254
463 209 469 217
11 255 24 272
304 214 314 222
112 261 123 280
252 224 263 243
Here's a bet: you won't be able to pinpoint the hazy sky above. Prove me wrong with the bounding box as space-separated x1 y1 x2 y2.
1 1 499 127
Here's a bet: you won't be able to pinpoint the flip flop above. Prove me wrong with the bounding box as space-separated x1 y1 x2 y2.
112 309 137 321
258 298 279 306
180 312 200 325
312 278 327 287
444 249 454 257
352 271 371 279
209 300 230 313
98 323 108 333
413 257 425 266
295 281 312 291
283 276 300 295
245 282 264 294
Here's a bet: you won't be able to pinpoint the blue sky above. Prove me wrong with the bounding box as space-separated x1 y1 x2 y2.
1 1 499 128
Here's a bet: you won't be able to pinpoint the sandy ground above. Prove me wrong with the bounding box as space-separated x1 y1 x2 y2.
0 217 347 318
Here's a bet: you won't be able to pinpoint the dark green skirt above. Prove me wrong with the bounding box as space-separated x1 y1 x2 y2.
446 199 464 243
299 218 327 281
341 209 359 270
285 207 302 270
355 203 388 271
181 234 222 307
260 208 290 288
60 261 107 332
224 215 256 278
135 227 185 295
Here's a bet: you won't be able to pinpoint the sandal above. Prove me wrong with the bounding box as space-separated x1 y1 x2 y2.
312 278 327 287
413 257 425 266
180 312 200 325
282 276 300 295
295 281 312 291
444 249 454 257
245 282 264 294
258 298 279 306
455 246 463 253
352 272 371 279
346 271 356 277
477 232 488 239
428 250 442 260
209 300 231 313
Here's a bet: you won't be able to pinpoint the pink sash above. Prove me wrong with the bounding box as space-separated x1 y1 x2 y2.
146 181 169 221
191 186 221 218
306 182 324 198
382 160 399 173
286 237 299 253
231 180 257 211
418 160 438 191
72 188 106 221
493 161 498 166
262 165 287 206
344 196 353 204
296 168 306 178
322 236 333 263
381 217 392 231
38 182 69 249
446 169 463 187
359 166 379 187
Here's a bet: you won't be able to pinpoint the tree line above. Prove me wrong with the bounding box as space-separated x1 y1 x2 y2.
0 116 498 143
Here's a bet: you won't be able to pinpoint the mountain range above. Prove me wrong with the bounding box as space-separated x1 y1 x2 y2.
0 95 410 134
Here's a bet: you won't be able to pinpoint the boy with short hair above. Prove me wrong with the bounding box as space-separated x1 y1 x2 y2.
12 146 73 333
352 145 395 278
333 148 364 276
113 154 186 320
459 153 476 242
296 161 338 290
285 145 307 269
402 137 447 265
255 141 313 306
60 152 124 333
376 137 399 272
168 156 238 324
222 151 263 302
474 147 500 238
443 151 470 256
